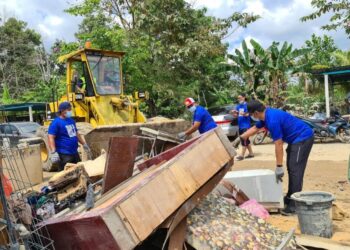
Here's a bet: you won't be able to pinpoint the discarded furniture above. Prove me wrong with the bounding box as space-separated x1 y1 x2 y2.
43 128 235 250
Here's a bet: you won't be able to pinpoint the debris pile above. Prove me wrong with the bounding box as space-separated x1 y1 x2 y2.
187 193 297 249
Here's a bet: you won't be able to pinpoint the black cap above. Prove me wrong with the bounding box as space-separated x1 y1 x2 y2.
247 100 265 113
58 102 72 112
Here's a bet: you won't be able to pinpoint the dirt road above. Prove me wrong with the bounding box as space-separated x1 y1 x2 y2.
233 142 350 243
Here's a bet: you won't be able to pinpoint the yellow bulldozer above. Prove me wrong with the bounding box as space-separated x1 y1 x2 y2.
37 44 188 171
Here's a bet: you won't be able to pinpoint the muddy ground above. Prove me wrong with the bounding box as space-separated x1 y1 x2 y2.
233 142 350 243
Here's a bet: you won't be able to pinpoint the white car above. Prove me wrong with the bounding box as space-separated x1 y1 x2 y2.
208 105 239 139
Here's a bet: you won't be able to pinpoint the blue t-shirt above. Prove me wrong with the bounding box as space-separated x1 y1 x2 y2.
48 117 79 155
256 108 313 144
193 106 217 134
236 102 251 129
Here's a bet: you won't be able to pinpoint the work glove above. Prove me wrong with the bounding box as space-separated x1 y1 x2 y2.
83 143 91 152
275 166 284 183
83 144 92 159
177 132 187 140
50 152 60 164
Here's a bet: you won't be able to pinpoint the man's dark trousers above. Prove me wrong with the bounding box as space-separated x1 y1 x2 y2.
58 153 81 171
285 136 314 206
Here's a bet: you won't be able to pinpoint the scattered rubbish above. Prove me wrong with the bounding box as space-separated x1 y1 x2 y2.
186 193 297 249
0 146 54 249
292 191 335 238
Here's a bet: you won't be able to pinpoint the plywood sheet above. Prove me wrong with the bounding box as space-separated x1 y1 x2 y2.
102 137 139 194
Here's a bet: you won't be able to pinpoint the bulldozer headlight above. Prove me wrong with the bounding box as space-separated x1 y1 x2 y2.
138 92 145 98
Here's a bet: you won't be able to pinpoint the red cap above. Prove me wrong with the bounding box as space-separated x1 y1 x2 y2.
184 97 195 107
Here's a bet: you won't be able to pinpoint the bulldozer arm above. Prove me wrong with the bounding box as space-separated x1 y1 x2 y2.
85 119 190 159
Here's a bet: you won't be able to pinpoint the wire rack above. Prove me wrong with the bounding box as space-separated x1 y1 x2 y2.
0 142 54 250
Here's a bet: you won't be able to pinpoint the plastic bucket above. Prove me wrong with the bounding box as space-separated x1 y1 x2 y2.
291 191 335 238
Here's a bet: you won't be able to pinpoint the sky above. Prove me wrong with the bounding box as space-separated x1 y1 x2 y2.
0 0 349 52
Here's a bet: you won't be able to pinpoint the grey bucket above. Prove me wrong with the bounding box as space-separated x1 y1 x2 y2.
291 191 335 238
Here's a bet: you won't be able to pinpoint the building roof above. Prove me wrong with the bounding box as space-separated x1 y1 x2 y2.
0 102 47 112
312 65 350 85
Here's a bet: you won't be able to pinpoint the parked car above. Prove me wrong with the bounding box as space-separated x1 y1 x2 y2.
208 105 239 139
0 122 41 147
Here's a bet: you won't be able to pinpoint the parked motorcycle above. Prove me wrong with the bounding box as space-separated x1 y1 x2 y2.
297 115 350 143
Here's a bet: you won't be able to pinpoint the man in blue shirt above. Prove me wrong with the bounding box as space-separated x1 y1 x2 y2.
178 97 217 139
48 102 90 171
232 93 254 161
238 100 314 215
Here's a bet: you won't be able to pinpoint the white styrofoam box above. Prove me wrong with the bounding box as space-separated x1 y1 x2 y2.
224 169 284 208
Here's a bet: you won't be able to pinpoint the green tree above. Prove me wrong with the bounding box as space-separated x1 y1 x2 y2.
297 34 338 93
226 39 309 106
266 41 309 106
333 50 350 66
226 39 269 99
65 0 259 117
303 34 338 68
301 0 350 38
0 18 42 101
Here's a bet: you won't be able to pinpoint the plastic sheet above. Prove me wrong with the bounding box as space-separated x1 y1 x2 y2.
240 199 270 220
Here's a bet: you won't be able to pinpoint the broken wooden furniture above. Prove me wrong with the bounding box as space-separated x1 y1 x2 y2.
43 128 235 250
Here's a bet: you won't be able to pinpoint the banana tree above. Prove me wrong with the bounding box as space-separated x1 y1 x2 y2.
266 42 309 106
226 39 269 100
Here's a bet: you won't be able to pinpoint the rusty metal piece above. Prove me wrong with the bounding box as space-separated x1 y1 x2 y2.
102 137 139 194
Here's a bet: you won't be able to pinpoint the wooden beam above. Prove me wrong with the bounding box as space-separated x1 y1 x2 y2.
296 234 350 249
168 217 187 250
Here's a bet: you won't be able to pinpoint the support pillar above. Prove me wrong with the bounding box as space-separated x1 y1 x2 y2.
28 106 33 122
324 74 330 117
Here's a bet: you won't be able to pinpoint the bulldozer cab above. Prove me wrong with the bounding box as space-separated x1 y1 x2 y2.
59 48 125 98
51 47 148 127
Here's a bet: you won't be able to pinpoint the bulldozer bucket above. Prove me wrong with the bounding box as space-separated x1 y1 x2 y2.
84 119 190 159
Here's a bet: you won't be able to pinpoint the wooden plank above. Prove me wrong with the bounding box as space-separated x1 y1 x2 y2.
95 161 165 209
296 234 350 249
168 217 187 250
102 137 139 194
161 160 232 230
214 127 237 157
118 170 187 240
175 133 229 185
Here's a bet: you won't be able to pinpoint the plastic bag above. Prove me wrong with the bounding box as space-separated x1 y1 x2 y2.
239 199 270 219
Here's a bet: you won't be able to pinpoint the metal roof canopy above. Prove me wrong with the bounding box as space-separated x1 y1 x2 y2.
0 102 47 122
312 65 350 117
0 102 47 112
